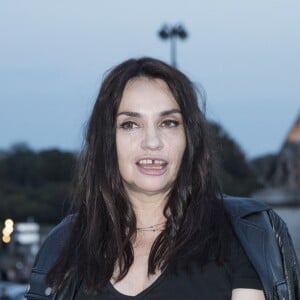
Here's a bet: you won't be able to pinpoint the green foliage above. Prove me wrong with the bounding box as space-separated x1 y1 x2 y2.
1 144 38 186
0 183 70 223
0 144 76 188
0 144 76 224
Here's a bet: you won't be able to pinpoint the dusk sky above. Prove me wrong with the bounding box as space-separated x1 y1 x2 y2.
1 1 299 158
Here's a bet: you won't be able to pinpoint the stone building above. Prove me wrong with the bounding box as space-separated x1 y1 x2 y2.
252 112 300 205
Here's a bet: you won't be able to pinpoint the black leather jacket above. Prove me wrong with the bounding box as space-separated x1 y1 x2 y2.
26 196 300 299
223 196 300 299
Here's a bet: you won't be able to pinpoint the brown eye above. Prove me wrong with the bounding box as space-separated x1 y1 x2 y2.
161 120 180 128
119 121 138 130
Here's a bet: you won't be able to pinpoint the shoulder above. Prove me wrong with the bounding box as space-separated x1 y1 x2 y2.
33 214 75 273
223 195 270 219
222 195 298 299
26 215 75 299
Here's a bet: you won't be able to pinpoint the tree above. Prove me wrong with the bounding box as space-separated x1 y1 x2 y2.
0 144 76 224
209 121 263 196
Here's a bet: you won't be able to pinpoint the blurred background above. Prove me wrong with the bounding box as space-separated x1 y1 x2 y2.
0 0 299 298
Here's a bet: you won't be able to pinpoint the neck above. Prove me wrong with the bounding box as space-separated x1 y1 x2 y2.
126 191 168 228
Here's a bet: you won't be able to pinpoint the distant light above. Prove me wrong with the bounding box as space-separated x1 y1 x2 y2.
2 218 14 244
15 222 39 232
14 233 39 244
2 235 11 243
2 227 13 235
4 219 14 227
1 219 40 245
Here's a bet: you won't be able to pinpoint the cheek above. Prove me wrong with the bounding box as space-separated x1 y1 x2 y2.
116 133 128 155
117 134 135 154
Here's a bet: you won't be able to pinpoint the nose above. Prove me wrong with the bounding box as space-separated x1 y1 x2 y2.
141 125 163 150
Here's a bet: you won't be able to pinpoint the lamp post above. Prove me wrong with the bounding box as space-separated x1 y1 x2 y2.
158 24 188 68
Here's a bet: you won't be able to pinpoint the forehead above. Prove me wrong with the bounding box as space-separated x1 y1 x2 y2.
117 77 179 113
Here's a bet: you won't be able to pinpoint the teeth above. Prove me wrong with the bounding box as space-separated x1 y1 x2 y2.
138 159 165 165
139 159 152 165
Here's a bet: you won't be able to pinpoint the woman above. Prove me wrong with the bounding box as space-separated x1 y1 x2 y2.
26 57 293 299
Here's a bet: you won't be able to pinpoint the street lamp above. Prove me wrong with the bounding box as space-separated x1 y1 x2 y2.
158 24 188 68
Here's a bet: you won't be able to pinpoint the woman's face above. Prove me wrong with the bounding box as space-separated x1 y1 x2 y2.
116 77 186 199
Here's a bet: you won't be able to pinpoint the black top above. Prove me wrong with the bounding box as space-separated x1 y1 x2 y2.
74 234 262 300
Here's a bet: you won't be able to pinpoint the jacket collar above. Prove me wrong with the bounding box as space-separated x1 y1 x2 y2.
223 195 270 218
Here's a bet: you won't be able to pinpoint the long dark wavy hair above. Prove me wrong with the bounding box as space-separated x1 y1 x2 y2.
47 57 231 293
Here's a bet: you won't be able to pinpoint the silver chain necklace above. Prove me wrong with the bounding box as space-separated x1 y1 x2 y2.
136 221 166 232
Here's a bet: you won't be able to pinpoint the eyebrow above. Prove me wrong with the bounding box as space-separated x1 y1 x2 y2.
117 109 182 117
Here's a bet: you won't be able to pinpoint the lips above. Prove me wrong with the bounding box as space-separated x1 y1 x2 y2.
136 158 168 175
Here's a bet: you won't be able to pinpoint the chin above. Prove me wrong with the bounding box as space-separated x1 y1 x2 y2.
137 182 173 195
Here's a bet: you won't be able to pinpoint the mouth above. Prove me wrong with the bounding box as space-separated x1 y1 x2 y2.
136 159 168 171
